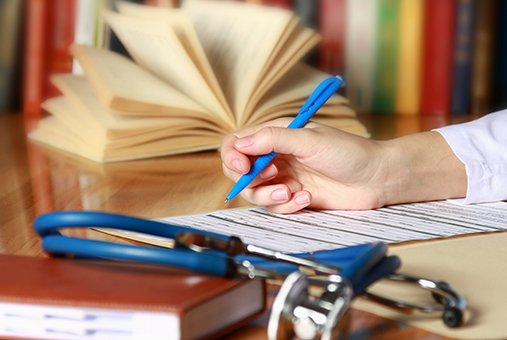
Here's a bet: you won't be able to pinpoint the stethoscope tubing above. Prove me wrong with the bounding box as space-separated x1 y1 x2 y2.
33 211 229 240
33 212 399 291
41 234 233 276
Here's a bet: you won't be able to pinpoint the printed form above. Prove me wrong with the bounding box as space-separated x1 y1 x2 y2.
158 201 507 253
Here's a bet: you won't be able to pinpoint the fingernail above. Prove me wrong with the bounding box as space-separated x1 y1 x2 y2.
260 164 277 179
235 136 254 149
271 188 289 201
295 193 310 205
232 159 244 173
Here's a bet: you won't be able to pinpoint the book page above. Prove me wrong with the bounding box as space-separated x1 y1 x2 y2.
51 74 229 137
241 26 320 124
29 116 223 163
103 11 234 129
247 63 352 125
115 2 234 121
70 44 212 119
182 0 297 123
41 96 223 152
41 97 106 148
30 117 106 162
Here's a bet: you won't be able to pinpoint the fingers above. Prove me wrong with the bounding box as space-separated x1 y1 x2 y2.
233 124 319 159
238 176 312 214
221 132 251 174
222 162 278 188
220 118 295 174
242 185 312 214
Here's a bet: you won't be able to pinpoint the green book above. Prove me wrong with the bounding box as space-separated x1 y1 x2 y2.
373 0 401 114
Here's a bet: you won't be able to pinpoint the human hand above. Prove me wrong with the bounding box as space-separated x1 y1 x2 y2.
221 118 467 213
221 118 388 213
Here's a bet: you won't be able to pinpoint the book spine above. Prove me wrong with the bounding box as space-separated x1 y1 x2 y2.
345 0 379 114
469 0 498 116
318 0 345 76
293 0 319 67
450 0 476 115
420 0 457 115
394 0 424 116
0 0 22 113
491 0 507 112
45 0 76 100
372 0 401 114
23 0 50 116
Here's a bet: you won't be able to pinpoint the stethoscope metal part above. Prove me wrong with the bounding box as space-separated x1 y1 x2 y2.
267 272 466 340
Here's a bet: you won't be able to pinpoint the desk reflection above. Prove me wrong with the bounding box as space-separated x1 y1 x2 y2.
27 144 250 219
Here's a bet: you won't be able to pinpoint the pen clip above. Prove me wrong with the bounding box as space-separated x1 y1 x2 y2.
298 75 344 114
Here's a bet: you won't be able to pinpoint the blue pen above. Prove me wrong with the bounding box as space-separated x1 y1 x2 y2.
224 75 345 203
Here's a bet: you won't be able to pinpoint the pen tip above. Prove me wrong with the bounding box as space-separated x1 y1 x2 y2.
224 199 229 204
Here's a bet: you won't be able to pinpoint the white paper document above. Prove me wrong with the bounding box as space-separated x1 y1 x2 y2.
158 201 507 253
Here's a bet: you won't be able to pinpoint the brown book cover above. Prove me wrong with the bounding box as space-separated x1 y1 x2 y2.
0 255 266 340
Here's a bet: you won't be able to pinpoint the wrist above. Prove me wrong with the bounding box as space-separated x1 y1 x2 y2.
377 131 467 206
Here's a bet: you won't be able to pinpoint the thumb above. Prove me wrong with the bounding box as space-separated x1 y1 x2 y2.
234 126 317 158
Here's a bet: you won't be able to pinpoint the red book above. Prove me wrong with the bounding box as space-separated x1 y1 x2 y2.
0 255 266 340
420 0 457 115
23 0 75 116
318 0 346 76
44 0 76 99
23 0 50 116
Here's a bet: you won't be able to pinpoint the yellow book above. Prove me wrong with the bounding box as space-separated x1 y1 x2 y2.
394 0 424 115
29 0 367 163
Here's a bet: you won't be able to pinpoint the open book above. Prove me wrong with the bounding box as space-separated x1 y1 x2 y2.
29 0 368 163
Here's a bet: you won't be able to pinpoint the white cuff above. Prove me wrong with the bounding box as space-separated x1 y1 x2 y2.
433 110 507 204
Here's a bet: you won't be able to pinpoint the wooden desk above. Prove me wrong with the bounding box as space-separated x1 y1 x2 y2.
0 112 471 340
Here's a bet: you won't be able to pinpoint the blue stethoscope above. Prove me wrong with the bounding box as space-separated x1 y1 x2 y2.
33 211 466 340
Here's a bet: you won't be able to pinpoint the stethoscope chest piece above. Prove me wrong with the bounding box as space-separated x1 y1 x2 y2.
268 271 354 340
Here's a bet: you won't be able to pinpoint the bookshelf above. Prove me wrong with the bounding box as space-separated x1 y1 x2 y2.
2 0 506 117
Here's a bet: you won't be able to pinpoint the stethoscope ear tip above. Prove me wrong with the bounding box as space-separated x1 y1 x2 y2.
442 306 464 328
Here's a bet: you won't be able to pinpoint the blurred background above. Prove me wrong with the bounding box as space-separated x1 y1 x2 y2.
1 0 506 118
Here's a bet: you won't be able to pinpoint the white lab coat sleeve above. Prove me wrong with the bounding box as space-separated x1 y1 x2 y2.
432 109 507 204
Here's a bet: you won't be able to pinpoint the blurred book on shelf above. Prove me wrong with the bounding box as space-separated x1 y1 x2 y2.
293 0 319 67
420 0 456 115
0 0 23 114
318 0 345 77
394 0 424 116
491 0 507 112
344 0 378 114
372 0 400 115
469 0 498 117
450 0 476 116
